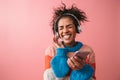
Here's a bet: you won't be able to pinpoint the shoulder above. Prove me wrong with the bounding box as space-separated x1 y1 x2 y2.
80 44 94 53
45 44 57 57
80 44 95 63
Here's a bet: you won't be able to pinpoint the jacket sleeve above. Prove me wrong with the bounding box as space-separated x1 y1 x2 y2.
44 45 55 70
50 48 70 78
80 45 96 79
70 64 94 80
44 45 56 80
86 51 96 79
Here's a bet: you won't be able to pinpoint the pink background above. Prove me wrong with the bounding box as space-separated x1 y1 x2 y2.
0 0 120 80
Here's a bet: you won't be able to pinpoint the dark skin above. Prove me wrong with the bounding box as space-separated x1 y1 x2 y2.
67 55 85 70
53 17 85 70
53 34 85 70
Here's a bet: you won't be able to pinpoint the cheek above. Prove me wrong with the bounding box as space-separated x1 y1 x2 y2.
58 31 62 37
71 29 76 35
72 31 77 38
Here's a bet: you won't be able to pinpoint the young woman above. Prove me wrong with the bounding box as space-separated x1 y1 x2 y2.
44 4 96 80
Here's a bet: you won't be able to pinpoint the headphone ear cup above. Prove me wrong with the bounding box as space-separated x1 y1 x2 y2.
55 32 59 38
77 25 82 33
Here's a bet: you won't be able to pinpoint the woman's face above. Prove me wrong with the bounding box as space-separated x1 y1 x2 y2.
58 17 77 46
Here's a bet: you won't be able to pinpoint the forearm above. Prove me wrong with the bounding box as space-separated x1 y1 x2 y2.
50 48 70 78
70 64 94 80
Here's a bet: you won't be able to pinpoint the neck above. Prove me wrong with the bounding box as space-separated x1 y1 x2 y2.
64 40 77 47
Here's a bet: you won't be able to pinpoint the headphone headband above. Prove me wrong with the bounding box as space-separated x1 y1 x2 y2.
62 13 80 25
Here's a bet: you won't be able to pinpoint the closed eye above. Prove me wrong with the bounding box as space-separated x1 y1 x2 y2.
67 24 73 28
58 26 63 30
58 24 73 30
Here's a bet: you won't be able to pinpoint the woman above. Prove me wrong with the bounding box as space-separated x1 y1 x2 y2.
44 4 96 80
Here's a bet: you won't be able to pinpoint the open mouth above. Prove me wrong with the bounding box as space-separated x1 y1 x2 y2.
62 34 71 40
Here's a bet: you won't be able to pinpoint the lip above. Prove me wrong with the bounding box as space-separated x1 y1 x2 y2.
62 34 71 40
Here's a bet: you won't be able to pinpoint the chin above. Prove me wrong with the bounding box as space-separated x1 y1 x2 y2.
63 40 72 45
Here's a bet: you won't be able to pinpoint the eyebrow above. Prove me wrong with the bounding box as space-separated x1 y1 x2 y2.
58 23 73 27
66 24 73 27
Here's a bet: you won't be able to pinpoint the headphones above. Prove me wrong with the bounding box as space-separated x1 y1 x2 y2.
54 13 82 37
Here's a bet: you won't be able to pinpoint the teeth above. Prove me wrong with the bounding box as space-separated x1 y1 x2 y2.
63 35 70 39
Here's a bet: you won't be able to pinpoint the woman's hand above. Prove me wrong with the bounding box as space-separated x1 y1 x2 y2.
67 56 85 70
53 35 64 48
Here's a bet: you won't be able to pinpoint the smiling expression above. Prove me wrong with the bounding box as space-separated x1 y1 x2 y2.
58 17 77 47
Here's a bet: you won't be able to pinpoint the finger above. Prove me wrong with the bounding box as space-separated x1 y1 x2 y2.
74 56 83 63
71 57 82 68
53 42 60 48
70 57 79 64
57 39 63 47
53 35 61 48
53 35 58 43
59 41 64 48
74 56 86 67
72 56 86 69
53 35 65 48
67 58 76 69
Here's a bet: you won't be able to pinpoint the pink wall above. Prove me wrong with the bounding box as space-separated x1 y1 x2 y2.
0 0 120 80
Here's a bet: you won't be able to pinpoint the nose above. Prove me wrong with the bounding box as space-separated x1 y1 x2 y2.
63 27 69 33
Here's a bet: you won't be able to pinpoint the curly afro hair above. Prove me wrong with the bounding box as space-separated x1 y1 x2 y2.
51 3 88 34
